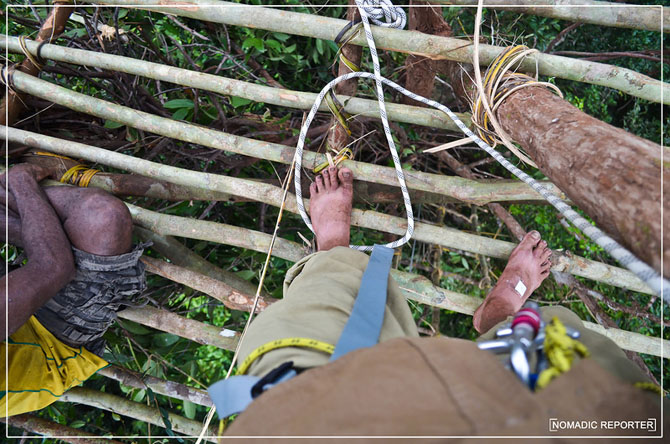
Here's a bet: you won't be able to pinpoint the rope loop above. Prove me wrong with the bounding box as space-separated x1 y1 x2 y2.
356 0 406 29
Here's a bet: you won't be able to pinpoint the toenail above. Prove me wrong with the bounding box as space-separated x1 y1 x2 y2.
529 230 540 239
342 171 351 178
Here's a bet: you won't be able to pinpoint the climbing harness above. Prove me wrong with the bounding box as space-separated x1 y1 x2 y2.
208 244 394 419
478 302 587 390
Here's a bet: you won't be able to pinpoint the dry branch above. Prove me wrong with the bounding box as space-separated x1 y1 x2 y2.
1 414 123 444
98 364 213 407
61 387 218 441
429 0 668 33
84 0 670 104
141 256 277 312
4 126 651 294
135 227 263 297
117 305 239 351
2 73 561 206
1 36 469 132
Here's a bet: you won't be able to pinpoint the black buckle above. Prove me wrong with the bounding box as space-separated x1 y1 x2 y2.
250 361 294 399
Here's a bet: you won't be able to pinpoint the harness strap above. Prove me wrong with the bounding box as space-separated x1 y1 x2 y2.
207 245 394 419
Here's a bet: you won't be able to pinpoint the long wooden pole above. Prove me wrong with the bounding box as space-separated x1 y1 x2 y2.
429 0 668 33
1 414 123 444
0 76 561 206
84 0 669 104
0 36 468 133
5 127 648 293
60 387 218 441
129 207 667 357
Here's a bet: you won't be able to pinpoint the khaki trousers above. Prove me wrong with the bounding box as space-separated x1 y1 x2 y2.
238 246 419 376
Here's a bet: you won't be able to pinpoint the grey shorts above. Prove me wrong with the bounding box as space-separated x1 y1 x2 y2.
34 243 148 357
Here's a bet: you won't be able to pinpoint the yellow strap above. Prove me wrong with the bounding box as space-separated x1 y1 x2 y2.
536 317 589 390
32 151 74 161
634 381 663 395
237 337 334 376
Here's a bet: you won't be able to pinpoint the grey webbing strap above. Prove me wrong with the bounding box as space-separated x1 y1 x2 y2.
330 245 394 361
207 245 394 418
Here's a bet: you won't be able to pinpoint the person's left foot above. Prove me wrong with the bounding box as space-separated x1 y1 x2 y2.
309 166 353 251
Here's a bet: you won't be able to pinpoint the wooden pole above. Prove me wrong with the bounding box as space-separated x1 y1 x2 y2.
83 0 669 104
98 365 213 407
117 305 239 351
0 36 469 133
60 387 218 441
1 414 123 444
429 0 668 33
4 126 651 294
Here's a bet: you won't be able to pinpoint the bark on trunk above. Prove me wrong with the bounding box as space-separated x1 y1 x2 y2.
495 86 668 277
0 2 74 126
326 1 362 151
402 1 452 107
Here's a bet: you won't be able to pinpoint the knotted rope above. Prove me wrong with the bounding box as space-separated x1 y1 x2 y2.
294 0 414 252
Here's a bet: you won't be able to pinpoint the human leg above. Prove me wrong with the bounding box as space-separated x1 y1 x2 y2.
238 167 417 376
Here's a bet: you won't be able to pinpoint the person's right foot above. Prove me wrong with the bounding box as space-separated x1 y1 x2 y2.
309 166 354 251
500 230 552 301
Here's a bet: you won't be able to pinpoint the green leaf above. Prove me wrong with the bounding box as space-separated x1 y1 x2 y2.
242 37 265 52
315 39 324 55
183 399 196 419
272 32 290 42
132 389 146 403
235 270 256 281
70 420 85 428
117 319 152 335
265 39 281 52
104 120 124 129
163 99 194 109
153 333 180 348
230 96 253 108
172 107 190 121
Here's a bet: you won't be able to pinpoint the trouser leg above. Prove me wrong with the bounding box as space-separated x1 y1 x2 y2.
238 246 418 377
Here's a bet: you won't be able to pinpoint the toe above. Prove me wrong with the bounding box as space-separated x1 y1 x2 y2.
533 240 547 254
310 181 318 197
517 230 541 251
540 247 552 262
322 169 332 190
327 166 339 189
338 168 353 190
316 175 325 193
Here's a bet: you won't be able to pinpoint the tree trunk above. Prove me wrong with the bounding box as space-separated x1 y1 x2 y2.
0 2 74 126
402 1 452 107
495 86 668 277
1 414 123 444
326 1 362 151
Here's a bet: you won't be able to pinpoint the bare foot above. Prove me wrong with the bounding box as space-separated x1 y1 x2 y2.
473 230 551 333
309 166 353 251
500 230 552 303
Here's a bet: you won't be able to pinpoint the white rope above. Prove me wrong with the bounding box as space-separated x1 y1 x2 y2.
294 0 412 252
292 0 668 299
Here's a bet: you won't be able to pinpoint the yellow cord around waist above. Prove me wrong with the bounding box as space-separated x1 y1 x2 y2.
237 337 334 375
